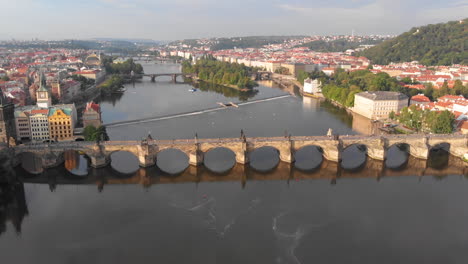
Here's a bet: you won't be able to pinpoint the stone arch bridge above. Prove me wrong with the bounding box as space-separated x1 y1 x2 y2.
9 134 468 169
122 73 196 82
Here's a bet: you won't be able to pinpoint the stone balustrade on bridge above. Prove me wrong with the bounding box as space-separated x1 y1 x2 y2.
9 134 468 170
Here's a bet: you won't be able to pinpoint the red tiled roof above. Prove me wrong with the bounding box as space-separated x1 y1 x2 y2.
85 102 100 113
31 109 48 114
411 95 430 102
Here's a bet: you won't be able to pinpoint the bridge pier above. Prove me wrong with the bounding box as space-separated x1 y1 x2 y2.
89 153 109 168
409 138 430 159
150 75 156 82
171 74 177 83
189 150 204 166
42 151 64 169
235 151 249 164
320 140 342 162
367 137 388 161
138 154 156 167
279 141 295 163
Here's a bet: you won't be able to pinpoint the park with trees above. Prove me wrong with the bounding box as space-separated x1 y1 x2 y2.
182 56 259 89
101 56 144 75
391 105 455 134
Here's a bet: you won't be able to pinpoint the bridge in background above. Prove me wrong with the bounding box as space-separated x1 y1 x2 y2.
7 133 468 170
121 72 196 82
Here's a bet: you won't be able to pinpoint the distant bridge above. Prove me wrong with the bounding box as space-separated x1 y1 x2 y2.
8 133 468 170
121 72 196 82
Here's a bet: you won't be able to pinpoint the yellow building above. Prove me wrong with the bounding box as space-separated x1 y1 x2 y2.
48 107 74 141
85 53 101 67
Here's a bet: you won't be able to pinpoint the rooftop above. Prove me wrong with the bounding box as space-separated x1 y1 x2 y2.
357 91 408 101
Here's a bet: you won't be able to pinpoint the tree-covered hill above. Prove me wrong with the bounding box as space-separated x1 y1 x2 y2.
360 18 467 65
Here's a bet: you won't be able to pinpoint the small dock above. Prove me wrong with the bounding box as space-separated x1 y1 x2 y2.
217 102 239 108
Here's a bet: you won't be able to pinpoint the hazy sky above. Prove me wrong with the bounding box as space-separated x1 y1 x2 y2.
1 0 466 41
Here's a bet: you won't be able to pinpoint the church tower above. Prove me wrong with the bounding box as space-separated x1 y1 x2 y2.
36 72 51 108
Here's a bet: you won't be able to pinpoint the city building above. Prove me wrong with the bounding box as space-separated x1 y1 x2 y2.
48 104 77 141
14 110 31 141
353 91 409 120
0 90 16 144
303 78 322 96
36 80 52 108
73 69 105 83
29 109 49 142
84 53 101 67
82 102 102 128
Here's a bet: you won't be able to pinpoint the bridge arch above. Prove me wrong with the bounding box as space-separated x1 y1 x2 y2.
293 145 324 171
427 142 451 170
108 150 140 175
341 144 368 170
63 150 91 176
203 147 237 173
385 143 410 169
248 146 281 172
156 148 189 174
15 151 43 175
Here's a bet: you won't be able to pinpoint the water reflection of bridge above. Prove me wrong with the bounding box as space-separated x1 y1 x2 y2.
19 155 468 190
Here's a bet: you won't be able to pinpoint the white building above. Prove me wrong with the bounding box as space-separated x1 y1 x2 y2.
303 78 322 96
29 109 50 142
36 82 51 108
353 91 409 120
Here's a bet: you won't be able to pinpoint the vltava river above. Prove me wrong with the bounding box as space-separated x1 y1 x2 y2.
2 62 467 264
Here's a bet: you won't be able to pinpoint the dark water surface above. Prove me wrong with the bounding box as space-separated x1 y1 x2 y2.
3 62 468 264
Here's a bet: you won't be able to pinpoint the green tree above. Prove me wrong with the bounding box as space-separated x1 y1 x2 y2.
296 70 309 85
433 111 455 133
389 111 395 120
423 83 434 100
452 80 464 95
83 125 97 141
401 77 413 84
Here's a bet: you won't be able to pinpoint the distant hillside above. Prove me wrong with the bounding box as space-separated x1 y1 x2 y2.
360 18 468 65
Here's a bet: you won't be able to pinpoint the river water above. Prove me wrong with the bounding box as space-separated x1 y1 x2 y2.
2 62 468 263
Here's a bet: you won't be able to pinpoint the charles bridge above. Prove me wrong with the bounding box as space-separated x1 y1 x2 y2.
7 133 468 170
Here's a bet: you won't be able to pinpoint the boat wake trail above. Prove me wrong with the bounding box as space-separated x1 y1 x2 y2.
105 94 291 128
171 196 261 239
272 211 334 264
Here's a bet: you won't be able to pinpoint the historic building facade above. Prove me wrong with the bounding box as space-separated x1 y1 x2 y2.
48 105 77 141
14 110 31 141
36 81 52 108
353 91 409 120
82 102 102 128
29 109 50 142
